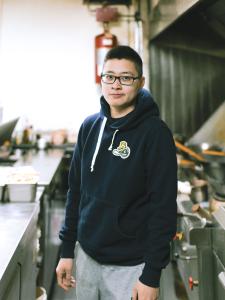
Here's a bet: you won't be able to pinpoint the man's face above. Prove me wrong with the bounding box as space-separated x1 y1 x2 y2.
101 59 145 116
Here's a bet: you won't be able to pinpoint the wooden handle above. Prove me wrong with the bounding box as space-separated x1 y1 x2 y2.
175 140 205 162
202 149 225 156
192 204 211 220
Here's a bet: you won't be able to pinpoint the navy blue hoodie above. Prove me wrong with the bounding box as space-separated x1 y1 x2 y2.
59 88 177 287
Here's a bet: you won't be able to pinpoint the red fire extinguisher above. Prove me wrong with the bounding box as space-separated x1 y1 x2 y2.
95 24 118 84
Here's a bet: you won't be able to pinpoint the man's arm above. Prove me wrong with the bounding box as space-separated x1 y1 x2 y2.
139 122 177 289
56 258 75 291
56 125 84 289
132 281 159 300
58 138 82 258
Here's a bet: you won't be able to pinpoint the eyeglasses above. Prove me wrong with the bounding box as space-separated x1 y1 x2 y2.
101 74 140 86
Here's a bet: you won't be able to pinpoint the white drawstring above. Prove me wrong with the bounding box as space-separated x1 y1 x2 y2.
108 129 119 151
90 117 107 172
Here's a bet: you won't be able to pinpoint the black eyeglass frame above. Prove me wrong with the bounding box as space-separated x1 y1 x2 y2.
100 74 140 86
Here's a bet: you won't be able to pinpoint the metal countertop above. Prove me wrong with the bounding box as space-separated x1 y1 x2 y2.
0 200 40 282
0 149 65 292
14 148 64 186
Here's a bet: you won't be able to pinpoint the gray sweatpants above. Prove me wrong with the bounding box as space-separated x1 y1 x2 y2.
74 242 145 300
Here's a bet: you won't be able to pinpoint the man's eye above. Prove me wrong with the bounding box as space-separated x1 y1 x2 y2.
105 75 114 80
121 76 132 81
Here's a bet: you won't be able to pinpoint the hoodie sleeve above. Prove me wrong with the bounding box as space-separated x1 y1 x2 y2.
139 122 177 287
59 124 84 258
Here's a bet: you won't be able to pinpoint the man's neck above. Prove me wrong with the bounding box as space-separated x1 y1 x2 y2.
110 105 135 118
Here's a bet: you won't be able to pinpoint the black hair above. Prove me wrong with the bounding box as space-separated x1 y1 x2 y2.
103 45 143 77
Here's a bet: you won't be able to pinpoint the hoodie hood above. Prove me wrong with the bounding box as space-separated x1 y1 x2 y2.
90 88 160 172
100 88 159 130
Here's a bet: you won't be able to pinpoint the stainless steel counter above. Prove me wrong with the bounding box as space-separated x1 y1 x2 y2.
0 201 39 282
14 149 64 186
0 148 65 299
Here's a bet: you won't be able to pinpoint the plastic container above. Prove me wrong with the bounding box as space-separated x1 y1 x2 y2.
7 183 37 202
36 286 47 300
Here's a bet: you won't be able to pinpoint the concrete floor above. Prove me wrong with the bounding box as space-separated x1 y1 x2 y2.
50 262 188 300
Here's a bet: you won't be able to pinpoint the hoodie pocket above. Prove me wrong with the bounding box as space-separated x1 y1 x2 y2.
115 206 137 239
78 193 136 247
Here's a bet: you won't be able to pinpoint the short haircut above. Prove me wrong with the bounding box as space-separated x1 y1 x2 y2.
103 45 143 77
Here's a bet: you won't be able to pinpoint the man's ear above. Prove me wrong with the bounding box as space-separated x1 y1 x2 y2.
140 76 145 88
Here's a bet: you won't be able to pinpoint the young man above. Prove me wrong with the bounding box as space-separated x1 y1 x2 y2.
56 46 177 300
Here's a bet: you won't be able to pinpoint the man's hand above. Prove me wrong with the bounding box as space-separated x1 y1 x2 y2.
132 280 159 300
56 258 75 291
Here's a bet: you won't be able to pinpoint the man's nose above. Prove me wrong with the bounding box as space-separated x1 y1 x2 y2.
112 78 122 88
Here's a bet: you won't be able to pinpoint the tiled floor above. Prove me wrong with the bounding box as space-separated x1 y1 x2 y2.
50 262 188 300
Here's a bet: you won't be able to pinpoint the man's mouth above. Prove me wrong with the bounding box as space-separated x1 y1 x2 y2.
110 94 124 97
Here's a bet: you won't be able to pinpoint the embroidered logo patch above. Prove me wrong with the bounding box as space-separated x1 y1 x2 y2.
112 141 130 159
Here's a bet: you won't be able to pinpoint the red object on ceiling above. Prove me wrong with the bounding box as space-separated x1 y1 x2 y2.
96 7 119 22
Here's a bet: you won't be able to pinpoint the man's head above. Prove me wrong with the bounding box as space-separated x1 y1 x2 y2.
103 45 143 77
101 46 145 118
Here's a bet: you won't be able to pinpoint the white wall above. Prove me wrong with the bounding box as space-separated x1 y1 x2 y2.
0 0 148 132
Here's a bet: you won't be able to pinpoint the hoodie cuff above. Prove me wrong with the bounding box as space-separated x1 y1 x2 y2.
139 262 161 288
60 240 76 258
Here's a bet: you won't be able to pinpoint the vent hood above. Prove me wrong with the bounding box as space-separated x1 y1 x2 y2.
188 100 225 147
149 0 225 41
204 0 225 39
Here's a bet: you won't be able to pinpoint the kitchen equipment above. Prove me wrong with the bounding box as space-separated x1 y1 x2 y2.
211 207 225 300
185 142 223 153
0 117 19 147
175 195 201 300
177 211 212 227
176 192 225 300
178 158 196 169
176 195 214 300
182 142 225 161
0 184 4 201
5 166 39 202
206 176 225 197
201 156 225 183
175 140 206 162
7 183 37 202
0 167 12 201
181 143 225 197
190 179 208 203
202 149 225 156
183 143 225 180
210 193 225 212
202 157 225 198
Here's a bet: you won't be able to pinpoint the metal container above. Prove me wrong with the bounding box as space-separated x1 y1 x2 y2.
191 179 208 202
7 183 37 202
0 185 4 202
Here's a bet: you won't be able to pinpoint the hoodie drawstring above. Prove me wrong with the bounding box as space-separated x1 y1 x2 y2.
90 117 107 172
108 129 119 151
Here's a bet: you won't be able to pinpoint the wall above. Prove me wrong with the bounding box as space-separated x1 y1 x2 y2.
0 0 148 133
